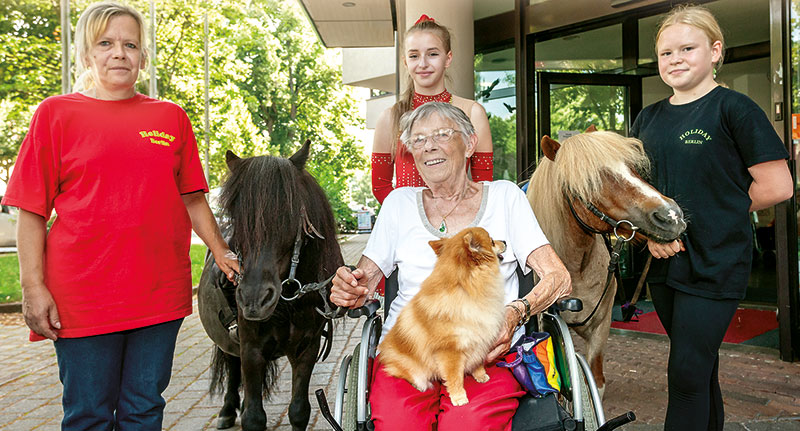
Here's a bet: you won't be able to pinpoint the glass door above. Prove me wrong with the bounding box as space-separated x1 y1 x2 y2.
535 72 643 300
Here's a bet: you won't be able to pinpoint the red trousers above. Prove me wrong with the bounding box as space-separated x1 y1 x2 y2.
369 355 525 431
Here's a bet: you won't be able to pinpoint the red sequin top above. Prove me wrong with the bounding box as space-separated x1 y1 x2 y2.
371 89 493 204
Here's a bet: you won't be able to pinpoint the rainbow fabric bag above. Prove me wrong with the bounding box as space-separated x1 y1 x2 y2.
497 332 561 397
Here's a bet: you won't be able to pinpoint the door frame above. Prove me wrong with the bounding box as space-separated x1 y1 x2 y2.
536 72 642 145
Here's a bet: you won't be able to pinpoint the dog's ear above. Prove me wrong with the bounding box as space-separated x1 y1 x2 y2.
429 239 445 256
463 231 483 255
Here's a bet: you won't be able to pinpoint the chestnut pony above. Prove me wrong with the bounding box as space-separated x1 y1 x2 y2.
526 129 686 395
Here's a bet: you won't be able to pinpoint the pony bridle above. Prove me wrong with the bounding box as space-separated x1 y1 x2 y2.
566 193 638 328
565 193 638 242
277 206 341 319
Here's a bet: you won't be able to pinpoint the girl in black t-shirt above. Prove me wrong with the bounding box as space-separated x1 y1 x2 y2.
631 5 792 430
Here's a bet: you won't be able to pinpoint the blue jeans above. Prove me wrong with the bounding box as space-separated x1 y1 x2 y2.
54 318 184 431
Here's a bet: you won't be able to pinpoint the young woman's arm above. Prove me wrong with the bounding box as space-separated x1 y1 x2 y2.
469 102 494 181
371 108 396 204
748 159 793 211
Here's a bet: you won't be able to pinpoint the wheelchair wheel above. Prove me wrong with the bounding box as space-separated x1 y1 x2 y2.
342 343 361 431
574 355 599 431
334 353 353 425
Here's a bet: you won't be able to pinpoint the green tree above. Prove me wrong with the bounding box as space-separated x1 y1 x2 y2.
0 0 61 102
228 0 366 227
549 84 625 135
488 114 517 182
3 0 366 228
0 0 62 181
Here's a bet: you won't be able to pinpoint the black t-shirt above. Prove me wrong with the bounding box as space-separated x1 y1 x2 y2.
631 86 789 299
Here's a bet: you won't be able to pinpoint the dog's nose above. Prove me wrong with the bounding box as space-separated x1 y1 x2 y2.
495 240 506 261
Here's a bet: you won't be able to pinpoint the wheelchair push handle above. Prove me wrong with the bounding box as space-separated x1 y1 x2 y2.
347 299 381 318
597 411 636 431
552 297 583 313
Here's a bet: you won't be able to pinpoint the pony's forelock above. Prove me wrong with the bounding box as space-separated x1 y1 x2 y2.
556 132 650 202
219 156 300 258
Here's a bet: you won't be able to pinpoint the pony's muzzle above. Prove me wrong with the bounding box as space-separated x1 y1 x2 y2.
649 202 687 237
236 285 279 321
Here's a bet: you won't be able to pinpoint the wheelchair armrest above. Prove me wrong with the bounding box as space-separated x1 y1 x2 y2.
346 299 381 318
551 298 583 313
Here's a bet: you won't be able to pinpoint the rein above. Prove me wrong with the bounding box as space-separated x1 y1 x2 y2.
565 194 637 328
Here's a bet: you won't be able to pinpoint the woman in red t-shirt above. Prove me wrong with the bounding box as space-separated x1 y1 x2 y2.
4 2 238 430
371 15 494 204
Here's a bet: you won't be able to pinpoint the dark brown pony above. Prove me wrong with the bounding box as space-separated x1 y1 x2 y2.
526 129 686 396
197 141 343 430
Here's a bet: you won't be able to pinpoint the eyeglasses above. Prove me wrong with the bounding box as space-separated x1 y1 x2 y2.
406 128 462 149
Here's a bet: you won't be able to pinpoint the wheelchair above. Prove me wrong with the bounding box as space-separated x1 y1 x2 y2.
316 269 635 431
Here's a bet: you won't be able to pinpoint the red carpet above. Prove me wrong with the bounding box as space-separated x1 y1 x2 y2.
611 308 777 343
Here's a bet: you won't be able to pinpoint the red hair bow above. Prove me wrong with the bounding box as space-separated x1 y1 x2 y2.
415 14 434 25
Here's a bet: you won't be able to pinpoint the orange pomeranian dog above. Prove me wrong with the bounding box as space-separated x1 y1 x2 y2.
378 226 507 406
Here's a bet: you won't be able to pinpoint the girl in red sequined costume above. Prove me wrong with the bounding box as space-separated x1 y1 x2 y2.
371 15 493 204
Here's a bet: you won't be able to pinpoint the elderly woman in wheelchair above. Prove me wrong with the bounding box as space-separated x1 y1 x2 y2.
328 102 574 431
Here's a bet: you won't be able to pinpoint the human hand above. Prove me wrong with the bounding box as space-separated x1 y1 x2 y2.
529 267 572 316
647 239 684 259
330 266 370 308
22 284 60 341
486 305 519 362
214 249 241 284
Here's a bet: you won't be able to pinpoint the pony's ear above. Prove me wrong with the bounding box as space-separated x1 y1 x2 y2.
290 140 311 169
585 125 597 133
429 239 445 256
225 150 242 171
541 135 560 161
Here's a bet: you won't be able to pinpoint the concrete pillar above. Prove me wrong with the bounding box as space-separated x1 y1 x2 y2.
399 0 475 100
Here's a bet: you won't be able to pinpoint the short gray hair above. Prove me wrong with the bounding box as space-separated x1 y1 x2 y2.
399 102 476 151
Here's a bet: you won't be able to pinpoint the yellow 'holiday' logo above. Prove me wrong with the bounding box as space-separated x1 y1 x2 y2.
139 130 176 147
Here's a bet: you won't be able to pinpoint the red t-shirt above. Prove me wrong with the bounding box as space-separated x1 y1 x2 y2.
3 93 208 341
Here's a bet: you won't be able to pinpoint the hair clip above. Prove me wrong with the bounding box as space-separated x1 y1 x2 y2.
415 14 434 25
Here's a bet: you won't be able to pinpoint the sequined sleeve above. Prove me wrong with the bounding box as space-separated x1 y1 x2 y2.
470 151 494 182
371 152 394 204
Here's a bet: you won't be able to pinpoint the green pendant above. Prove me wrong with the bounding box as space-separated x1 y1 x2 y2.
439 220 447 234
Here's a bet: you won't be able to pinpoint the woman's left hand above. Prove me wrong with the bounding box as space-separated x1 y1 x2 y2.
486 306 520 363
214 249 241 284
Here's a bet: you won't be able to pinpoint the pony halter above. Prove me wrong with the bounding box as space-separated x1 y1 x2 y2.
565 193 638 328
565 193 638 242
278 206 342 319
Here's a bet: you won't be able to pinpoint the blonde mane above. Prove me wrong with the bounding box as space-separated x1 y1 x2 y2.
526 131 650 253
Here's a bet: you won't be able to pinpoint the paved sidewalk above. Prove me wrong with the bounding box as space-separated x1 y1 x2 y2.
1 234 799 430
